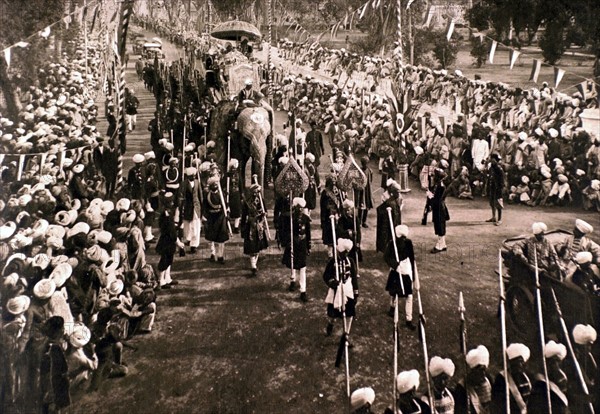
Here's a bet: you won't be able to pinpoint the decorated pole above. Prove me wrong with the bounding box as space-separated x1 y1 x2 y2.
458 291 470 412
534 248 553 414
289 191 294 274
396 0 403 64
253 174 272 241
217 179 233 236
498 250 510 414
267 0 273 102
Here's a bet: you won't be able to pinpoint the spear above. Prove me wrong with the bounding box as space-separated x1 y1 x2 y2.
386 206 401 408
182 114 187 185
414 262 434 411
330 215 351 408
498 249 510 414
216 179 233 236
226 130 231 204
289 191 294 278
550 287 595 414
252 174 272 241
458 291 470 413
351 190 359 277
534 247 553 414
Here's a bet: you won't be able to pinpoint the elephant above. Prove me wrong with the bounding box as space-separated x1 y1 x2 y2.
209 100 272 192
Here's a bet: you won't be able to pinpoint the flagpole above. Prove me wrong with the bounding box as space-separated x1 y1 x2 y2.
498 250 510 414
534 248 552 414
396 0 403 64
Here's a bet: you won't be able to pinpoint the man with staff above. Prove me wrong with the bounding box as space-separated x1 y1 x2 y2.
280 197 311 301
241 182 270 276
203 176 230 263
455 345 494 414
180 166 202 254
527 341 570 414
427 356 457 414
384 223 416 330
385 370 432 414
491 343 533 413
336 199 362 267
376 179 402 254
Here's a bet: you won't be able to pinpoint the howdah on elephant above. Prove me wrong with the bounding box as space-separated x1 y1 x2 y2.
209 101 272 191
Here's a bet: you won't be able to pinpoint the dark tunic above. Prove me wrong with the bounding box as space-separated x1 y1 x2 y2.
320 188 341 246
431 182 449 236
355 168 373 210
527 377 569 414
127 165 146 200
156 209 177 271
376 197 402 253
203 190 230 243
336 212 362 262
305 129 324 165
241 196 269 255
40 341 71 410
488 162 505 206
384 236 415 297
304 163 318 210
181 179 202 221
223 170 241 219
281 211 311 269
323 256 358 318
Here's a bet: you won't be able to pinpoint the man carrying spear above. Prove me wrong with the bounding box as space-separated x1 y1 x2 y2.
455 345 494 414
241 183 269 276
527 341 570 414
428 356 457 413
385 370 432 414
491 343 533 414
203 175 230 263
281 197 311 301
384 224 416 330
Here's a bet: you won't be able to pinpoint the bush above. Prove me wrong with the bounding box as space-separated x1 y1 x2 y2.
539 21 567 64
470 37 488 68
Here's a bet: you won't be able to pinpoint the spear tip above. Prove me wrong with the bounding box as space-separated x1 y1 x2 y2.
458 291 465 311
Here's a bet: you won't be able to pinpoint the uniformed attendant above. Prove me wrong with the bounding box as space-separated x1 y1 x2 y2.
224 158 242 233
527 341 569 414
427 356 456 414
143 152 160 243
384 224 416 330
164 156 181 204
336 199 362 264
241 184 269 276
385 370 432 414
321 176 342 257
203 176 229 263
156 192 184 288
429 168 449 253
556 219 600 276
356 155 373 228
180 167 202 254
304 153 318 211
455 345 494 414
376 179 402 254
567 324 597 414
486 153 504 226
324 238 358 336
281 197 311 301
491 343 532 414
127 154 146 203
351 387 376 414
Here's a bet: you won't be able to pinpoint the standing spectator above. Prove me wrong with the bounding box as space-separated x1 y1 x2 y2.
429 169 449 253
124 88 140 132
487 154 505 225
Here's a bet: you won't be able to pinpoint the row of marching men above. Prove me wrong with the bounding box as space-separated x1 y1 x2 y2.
348 325 598 413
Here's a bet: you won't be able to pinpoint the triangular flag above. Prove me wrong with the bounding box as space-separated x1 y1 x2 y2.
576 82 587 100
0 154 5 166
509 49 520 70
63 15 71 29
554 67 565 88
4 48 11 67
16 154 25 181
407 0 416 9
529 59 542 83
40 26 51 38
15 41 29 48
508 25 514 41
488 40 497 64
446 19 455 41
423 6 433 27
359 3 369 19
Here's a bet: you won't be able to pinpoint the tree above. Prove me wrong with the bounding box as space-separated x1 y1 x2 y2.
470 37 489 68
432 31 458 69
539 20 567 65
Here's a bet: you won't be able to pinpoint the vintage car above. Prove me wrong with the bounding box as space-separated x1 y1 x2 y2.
501 229 599 342
142 42 164 59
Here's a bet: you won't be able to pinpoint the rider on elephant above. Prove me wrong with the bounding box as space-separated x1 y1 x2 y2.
238 79 261 109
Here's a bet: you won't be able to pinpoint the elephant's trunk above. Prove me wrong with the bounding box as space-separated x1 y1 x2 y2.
249 132 266 189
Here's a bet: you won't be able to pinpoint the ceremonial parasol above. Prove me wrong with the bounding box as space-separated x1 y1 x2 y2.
211 20 262 41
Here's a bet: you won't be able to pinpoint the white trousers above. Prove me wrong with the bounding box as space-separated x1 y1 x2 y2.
391 295 413 321
435 236 447 250
210 242 225 258
126 114 137 130
183 214 201 248
291 267 307 292
250 254 259 269
160 265 172 286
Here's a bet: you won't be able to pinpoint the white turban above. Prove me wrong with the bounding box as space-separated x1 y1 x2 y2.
342 199 354 209
575 219 593 234
506 343 531 362
350 387 375 411
518 131 527 141
292 197 306 208
548 128 559 138
532 222 547 235
395 225 409 238
575 251 593 265
429 356 455 377
336 238 354 253
544 340 567 360
396 370 420 394
572 324 597 345
466 345 490 368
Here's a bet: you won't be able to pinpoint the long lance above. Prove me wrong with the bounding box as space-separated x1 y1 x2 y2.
550 287 595 414
386 206 401 407
289 191 294 277
330 215 351 408
182 114 187 185
252 174 272 241
534 248 553 414
217 179 233 236
414 262 434 411
226 130 231 204
458 291 470 413
351 190 359 277
498 250 510 414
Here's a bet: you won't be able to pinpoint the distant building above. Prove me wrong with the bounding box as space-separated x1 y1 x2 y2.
425 0 470 28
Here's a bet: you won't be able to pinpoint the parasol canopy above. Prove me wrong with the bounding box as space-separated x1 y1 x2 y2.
211 20 262 41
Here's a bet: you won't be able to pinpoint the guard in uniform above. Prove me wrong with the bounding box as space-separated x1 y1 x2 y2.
180 167 202 254
527 341 570 414
156 192 184 288
324 238 358 336
164 156 181 204
455 345 494 414
203 176 229 263
241 184 269 276
320 176 342 257
376 179 402 254
430 168 449 253
384 224 416 330
281 197 311 301
427 356 456 414
567 324 598 414
356 155 373 228
127 154 146 203
491 343 532 414
336 199 362 265
224 158 242 233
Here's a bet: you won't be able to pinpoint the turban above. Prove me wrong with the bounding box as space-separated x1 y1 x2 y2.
506 343 531 362
292 197 306 208
575 219 593 234
544 340 567 360
572 324 596 345
396 370 420 394
532 222 547 235
336 238 354 253
575 251 593 265
466 345 490 368
429 356 455 377
350 387 375 411
395 225 409 238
